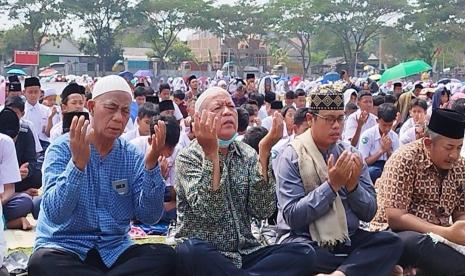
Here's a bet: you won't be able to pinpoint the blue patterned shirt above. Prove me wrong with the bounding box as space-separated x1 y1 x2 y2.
34 134 165 267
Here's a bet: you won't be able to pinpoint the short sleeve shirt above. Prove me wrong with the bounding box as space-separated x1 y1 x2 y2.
359 125 399 161
372 139 465 230
0 134 21 192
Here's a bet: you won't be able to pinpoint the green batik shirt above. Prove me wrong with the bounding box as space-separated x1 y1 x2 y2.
174 140 276 267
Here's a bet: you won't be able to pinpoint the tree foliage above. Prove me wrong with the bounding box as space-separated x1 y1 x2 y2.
1 0 66 51
136 0 212 69
63 0 132 72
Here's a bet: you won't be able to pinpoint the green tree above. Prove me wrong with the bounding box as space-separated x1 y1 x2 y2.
208 0 268 74
314 0 407 75
1 0 66 51
0 26 32 62
136 0 212 69
63 0 132 72
164 40 195 65
267 0 318 77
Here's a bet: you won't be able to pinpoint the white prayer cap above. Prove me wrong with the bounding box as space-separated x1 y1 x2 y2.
92 75 133 100
44 88 58 98
194 87 231 113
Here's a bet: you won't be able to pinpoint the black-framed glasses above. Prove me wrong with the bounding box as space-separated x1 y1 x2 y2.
314 113 345 125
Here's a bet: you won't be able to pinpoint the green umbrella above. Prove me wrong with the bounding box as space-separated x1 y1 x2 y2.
379 60 432 84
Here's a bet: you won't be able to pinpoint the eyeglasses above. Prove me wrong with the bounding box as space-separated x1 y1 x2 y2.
314 113 345 125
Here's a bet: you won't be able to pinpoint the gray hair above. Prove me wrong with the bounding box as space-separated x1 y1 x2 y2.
425 127 442 142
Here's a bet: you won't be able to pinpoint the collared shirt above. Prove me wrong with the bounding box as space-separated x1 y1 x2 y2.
271 134 294 173
121 128 140 142
359 125 399 162
399 127 417 146
24 101 50 142
342 109 377 145
49 122 63 143
372 139 465 230
34 134 166 267
399 118 415 137
0 133 21 191
276 142 377 241
175 140 276 267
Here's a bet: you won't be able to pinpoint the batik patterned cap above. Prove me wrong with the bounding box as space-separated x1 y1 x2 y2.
309 84 344 111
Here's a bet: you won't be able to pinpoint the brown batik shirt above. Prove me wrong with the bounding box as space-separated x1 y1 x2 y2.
372 139 465 230
174 140 276 267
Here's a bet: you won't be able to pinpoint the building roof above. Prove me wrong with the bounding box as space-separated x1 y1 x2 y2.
40 37 85 56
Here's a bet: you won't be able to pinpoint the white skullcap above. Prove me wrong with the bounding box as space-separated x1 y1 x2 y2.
195 87 231 113
44 88 58 98
92 75 133 100
218 80 227 87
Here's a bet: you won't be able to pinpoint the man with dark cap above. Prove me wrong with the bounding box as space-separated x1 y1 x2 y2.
185 75 198 100
49 83 86 142
23 77 51 151
372 108 465 275
276 85 403 276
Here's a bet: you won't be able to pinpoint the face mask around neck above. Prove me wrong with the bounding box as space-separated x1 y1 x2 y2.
218 133 238 148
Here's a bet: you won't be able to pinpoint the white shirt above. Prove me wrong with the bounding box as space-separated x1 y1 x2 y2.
177 131 191 149
342 109 378 145
21 118 43 153
130 135 150 155
0 133 21 192
121 128 141 142
359 125 400 162
45 105 62 127
399 127 417 146
129 136 181 187
399 118 415 137
258 105 268 120
262 115 289 137
271 134 294 172
24 101 50 142
124 118 135 133
50 121 63 143
0 133 19 265
173 104 183 121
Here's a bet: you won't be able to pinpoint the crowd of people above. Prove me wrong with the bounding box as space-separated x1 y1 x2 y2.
0 69 465 275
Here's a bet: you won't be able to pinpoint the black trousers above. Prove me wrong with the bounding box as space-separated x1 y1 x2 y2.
297 229 403 276
176 238 315 276
27 243 176 276
397 231 465 276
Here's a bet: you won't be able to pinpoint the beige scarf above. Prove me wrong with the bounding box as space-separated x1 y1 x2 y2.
290 129 349 246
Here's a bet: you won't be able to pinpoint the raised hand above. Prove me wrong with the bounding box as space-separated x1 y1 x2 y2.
346 153 363 191
261 111 284 149
193 110 219 159
19 162 29 180
327 150 352 192
158 156 169 180
70 115 94 171
145 120 166 170
357 111 369 127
